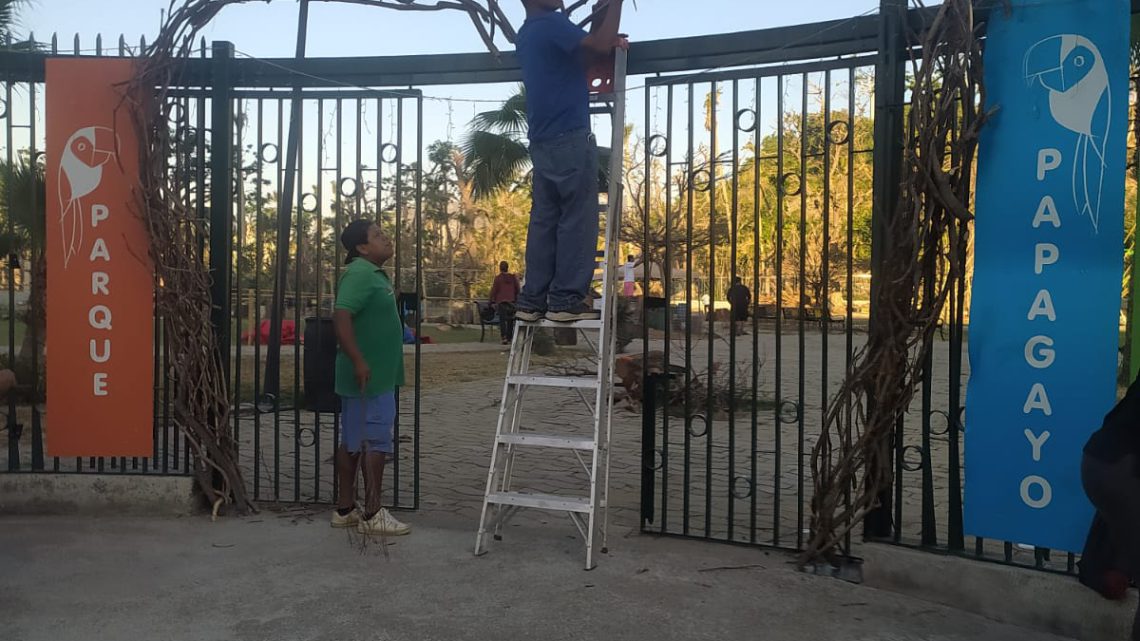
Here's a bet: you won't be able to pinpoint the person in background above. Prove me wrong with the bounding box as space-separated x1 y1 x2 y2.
330 219 411 537
513 0 627 323
623 255 636 297
1081 372 1140 638
490 261 522 345
727 276 752 336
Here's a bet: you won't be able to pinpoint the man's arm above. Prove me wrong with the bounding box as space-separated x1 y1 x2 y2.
334 309 370 392
579 0 624 61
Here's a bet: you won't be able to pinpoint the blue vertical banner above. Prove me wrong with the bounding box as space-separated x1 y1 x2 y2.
966 0 1130 552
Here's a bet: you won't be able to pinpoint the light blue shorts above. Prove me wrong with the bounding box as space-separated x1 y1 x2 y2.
339 392 396 454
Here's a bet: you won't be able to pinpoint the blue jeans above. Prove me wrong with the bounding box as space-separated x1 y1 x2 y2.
519 129 599 312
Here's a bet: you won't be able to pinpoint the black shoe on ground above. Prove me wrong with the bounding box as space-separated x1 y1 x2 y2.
515 308 544 322
547 303 600 323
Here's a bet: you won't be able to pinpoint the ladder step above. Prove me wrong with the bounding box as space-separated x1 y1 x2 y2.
519 319 603 329
506 375 599 389
498 433 596 450
486 491 592 513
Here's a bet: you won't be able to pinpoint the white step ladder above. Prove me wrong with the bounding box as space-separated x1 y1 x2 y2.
474 49 628 570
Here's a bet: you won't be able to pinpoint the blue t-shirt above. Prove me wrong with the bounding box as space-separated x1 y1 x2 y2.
516 11 589 143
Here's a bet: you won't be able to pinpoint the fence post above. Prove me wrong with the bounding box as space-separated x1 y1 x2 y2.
864 0 908 541
209 41 235 384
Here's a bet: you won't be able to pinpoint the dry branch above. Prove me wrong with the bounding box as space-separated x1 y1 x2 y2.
803 0 995 563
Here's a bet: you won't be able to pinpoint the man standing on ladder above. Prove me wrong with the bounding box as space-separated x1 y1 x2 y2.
514 0 628 324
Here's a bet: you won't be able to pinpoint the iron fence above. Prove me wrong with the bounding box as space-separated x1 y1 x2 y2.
0 3 1133 576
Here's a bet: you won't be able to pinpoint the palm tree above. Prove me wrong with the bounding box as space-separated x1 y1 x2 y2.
463 85 531 199
462 85 614 200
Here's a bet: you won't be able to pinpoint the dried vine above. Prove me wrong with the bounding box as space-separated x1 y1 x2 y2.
804 0 997 563
120 0 526 514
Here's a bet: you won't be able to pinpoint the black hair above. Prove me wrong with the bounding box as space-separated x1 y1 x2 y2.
500 261 509 272
341 219 373 264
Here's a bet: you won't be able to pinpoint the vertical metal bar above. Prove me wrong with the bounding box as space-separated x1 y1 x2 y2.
821 71 833 547
796 74 808 550
864 0 908 540
315 96 330 502
727 79 739 540
413 93 424 509
750 76 762 544
662 83 674 534
843 66 857 554
392 96 404 507
704 81 717 538
642 82 654 529
253 98 265 499
683 82 694 536
274 95 285 500
209 42 235 385
773 75 785 547
232 98 245 472
27 69 43 471
293 95 306 503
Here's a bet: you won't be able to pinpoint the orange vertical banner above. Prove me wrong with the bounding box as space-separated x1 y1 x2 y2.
45 58 154 457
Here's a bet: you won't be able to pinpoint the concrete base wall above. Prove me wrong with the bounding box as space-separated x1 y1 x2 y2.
0 473 197 516
862 543 1135 641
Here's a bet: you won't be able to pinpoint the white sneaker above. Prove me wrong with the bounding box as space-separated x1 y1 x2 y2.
357 508 411 536
330 508 361 529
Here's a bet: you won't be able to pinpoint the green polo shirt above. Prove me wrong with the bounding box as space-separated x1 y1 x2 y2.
334 258 405 398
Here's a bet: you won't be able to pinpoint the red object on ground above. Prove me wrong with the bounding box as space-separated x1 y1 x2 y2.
241 320 298 346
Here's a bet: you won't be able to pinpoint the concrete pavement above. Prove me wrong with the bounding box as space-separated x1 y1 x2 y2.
0 512 1071 641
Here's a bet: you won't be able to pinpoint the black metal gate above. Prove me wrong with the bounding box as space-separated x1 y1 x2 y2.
0 38 424 510
224 86 424 507
635 55 877 551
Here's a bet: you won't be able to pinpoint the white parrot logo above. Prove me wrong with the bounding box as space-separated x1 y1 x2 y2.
1023 34 1111 234
58 126 117 268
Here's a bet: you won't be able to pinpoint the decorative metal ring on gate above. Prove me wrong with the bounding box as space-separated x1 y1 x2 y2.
259 142 279 164
929 409 963 437
644 447 666 471
166 101 185 125
380 143 399 164
778 172 802 197
778 400 802 424
338 177 359 199
735 108 757 133
901 445 926 472
731 476 754 499
691 168 712 193
301 193 319 213
0 99 9 120
297 427 317 448
827 120 850 146
647 134 668 158
255 393 277 414
687 414 709 438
